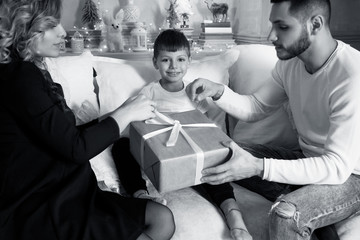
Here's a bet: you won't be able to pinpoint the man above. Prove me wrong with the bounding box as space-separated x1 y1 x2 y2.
186 0 360 239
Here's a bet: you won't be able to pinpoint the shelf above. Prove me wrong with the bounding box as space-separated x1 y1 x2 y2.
61 48 225 61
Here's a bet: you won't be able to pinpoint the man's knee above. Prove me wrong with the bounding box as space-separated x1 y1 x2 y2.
269 200 312 238
270 200 299 220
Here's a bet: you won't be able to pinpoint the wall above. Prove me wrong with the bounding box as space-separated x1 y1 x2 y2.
330 0 360 50
61 0 360 49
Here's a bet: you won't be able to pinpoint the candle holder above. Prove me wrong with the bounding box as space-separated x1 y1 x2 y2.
130 22 147 52
71 31 84 53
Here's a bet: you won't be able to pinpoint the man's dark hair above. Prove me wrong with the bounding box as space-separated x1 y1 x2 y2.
153 29 191 59
270 0 331 26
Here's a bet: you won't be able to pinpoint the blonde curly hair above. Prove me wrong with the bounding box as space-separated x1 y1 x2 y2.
0 0 62 64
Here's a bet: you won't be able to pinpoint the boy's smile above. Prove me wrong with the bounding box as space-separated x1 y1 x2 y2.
153 49 191 92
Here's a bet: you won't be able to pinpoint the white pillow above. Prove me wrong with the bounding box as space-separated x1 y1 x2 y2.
45 51 98 112
186 48 240 86
228 44 299 149
93 57 159 116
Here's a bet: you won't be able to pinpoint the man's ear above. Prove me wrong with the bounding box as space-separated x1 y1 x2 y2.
311 15 324 33
152 57 159 69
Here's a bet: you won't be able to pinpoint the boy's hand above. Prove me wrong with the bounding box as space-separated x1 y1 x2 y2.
186 78 225 102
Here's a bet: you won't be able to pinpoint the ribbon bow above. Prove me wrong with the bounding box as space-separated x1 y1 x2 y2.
140 110 218 185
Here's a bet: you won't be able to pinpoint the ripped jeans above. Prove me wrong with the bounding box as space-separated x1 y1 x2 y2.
234 143 360 240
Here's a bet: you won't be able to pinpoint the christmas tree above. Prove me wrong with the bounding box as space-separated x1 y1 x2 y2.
82 0 100 29
167 0 180 28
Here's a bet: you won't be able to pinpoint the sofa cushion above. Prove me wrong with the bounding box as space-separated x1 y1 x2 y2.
93 56 158 116
228 44 299 149
45 51 99 114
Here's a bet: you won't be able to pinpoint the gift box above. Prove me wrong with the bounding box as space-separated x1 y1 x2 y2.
129 110 231 193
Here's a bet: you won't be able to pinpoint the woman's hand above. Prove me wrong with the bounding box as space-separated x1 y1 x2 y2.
201 141 264 185
186 78 225 102
109 94 156 135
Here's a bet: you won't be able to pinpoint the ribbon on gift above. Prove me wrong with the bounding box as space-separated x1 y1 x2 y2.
140 110 218 185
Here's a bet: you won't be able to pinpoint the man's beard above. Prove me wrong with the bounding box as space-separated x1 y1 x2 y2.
276 27 311 60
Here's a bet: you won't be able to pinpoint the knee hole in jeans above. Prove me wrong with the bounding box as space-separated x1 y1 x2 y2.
270 200 312 237
270 200 298 219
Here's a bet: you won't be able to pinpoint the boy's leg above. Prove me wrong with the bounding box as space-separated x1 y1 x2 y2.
112 138 167 205
269 175 360 240
112 138 147 195
200 183 234 207
198 183 252 239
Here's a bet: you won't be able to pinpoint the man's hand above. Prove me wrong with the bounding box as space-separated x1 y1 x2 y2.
201 141 264 185
186 78 225 102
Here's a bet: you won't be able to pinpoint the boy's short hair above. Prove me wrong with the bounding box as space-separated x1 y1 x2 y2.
153 29 191 59
270 0 331 26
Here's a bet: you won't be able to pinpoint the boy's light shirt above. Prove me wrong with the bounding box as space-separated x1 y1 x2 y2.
139 79 209 113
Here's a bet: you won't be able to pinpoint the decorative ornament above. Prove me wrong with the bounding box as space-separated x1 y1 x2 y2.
204 0 229 23
176 0 193 28
82 0 101 29
102 10 125 52
167 0 180 28
130 22 147 52
123 0 140 22
71 31 84 53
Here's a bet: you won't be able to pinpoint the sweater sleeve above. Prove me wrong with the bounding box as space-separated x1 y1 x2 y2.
215 84 284 122
6 62 120 164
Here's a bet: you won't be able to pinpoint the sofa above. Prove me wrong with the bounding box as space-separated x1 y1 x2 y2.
45 44 360 240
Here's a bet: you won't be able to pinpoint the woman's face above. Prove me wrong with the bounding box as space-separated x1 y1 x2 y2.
35 23 66 58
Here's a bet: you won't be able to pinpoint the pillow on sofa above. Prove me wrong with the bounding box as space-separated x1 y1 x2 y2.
45 50 98 113
93 57 158 116
186 49 240 86
228 44 299 149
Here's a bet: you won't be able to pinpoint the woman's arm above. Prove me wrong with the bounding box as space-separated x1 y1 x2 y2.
6 62 120 164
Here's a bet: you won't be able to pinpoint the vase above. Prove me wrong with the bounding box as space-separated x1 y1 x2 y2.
123 0 140 23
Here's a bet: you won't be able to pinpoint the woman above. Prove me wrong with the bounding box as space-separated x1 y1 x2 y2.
0 0 175 239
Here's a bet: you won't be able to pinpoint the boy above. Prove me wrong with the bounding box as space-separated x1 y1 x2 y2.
112 29 252 240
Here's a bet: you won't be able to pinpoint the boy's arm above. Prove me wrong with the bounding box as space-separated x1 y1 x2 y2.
138 81 155 100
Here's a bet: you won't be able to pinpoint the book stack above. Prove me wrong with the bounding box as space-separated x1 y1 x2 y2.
176 28 194 40
176 27 194 45
198 22 235 50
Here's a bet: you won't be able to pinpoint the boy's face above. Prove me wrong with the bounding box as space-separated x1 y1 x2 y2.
153 49 191 85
